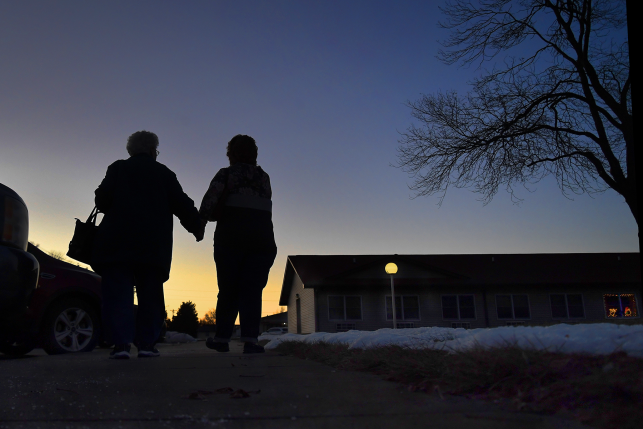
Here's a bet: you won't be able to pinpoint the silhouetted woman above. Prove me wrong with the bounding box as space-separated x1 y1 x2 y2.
93 131 203 359
199 135 277 354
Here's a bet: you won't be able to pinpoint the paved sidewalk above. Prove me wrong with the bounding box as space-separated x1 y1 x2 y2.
1 341 586 429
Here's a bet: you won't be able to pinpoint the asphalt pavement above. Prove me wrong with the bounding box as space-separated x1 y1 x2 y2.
0 340 587 429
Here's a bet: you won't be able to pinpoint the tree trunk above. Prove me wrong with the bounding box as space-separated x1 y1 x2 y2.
625 0 642 308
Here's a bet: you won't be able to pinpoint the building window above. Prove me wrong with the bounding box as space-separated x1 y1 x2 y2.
385 296 420 320
603 294 639 318
506 321 525 326
496 295 531 319
328 296 362 321
550 294 585 319
451 322 471 329
442 295 476 320
396 322 415 329
336 323 356 332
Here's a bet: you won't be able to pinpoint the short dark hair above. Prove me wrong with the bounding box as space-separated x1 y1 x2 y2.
226 134 258 165
126 131 159 156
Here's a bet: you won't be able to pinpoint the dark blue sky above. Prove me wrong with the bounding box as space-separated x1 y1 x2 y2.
0 1 636 316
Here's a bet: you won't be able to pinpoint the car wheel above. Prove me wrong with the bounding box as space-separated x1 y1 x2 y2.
42 298 100 355
0 341 35 356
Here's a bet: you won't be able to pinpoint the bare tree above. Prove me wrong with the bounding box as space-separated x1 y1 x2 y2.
397 0 634 222
47 250 68 261
199 308 217 326
273 307 286 315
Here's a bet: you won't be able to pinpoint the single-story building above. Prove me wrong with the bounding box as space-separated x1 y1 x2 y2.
259 311 288 334
278 253 641 333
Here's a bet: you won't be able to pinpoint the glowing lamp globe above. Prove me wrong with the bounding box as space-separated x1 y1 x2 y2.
385 263 398 275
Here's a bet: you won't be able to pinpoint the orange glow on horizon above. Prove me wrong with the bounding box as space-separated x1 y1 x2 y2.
28 220 286 323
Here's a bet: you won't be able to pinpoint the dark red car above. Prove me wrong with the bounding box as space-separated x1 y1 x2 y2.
1 182 164 356
25 243 103 355
1 183 103 356
0 183 40 355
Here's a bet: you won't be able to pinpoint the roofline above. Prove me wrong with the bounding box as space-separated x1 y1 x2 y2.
281 253 640 294
309 280 641 287
286 252 640 257
279 256 300 306
320 254 469 284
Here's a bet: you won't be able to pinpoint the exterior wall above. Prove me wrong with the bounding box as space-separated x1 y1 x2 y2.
312 284 641 333
287 273 315 334
316 286 488 332
485 284 641 327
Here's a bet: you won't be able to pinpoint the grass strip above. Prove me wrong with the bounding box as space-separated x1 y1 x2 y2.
275 341 643 429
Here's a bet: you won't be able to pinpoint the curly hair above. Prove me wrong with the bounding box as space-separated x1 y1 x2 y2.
126 130 159 156
226 134 258 165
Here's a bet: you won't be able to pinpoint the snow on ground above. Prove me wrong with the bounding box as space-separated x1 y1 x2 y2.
260 324 643 357
164 331 197 343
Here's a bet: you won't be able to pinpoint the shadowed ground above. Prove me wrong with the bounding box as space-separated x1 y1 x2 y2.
0 341 586 428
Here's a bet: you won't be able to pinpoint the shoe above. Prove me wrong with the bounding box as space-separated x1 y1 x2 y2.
138 345 160 358
109 344 131 360
206 338 229 352
243 342 265 354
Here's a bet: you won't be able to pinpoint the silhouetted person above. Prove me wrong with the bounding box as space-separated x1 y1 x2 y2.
92 131 203 359
199 134 277 354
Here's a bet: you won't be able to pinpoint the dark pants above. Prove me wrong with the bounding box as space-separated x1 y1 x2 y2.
213 247 277 344
101 265 165 346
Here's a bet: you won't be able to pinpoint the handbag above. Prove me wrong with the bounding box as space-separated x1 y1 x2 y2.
66 206 100 264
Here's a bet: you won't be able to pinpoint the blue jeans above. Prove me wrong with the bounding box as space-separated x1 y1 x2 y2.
213 247 277 343
101 265 165 346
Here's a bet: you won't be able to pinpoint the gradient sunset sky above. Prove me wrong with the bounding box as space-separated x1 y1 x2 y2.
0 1 636 319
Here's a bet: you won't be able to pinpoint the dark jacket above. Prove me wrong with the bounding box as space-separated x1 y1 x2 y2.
199 163 276 253
92 154 201 281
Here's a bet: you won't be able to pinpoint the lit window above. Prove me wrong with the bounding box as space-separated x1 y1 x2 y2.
603 294 638 318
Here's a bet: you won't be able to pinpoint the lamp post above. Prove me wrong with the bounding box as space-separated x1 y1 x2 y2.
385 263 398 329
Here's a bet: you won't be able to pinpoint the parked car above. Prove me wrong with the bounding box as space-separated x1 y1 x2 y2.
26 243 103 354
0 182 103 356
262 327 288 335
1 182 166 356
24 245 167 353
0 183 40 355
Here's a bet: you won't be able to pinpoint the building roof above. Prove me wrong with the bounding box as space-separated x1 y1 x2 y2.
260 311 288 323
279 253 640 305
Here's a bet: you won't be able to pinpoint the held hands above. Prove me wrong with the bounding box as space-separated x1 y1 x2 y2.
194 218 207 242
194 229 204 242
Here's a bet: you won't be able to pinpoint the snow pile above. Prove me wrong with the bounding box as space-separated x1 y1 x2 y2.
164 331 197 343
259 333 285 338
263 324 643 357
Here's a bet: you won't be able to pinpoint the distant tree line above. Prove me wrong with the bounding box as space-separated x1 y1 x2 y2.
164 303 218 338
166 301 199 338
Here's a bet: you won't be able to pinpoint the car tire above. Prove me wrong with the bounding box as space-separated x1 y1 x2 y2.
0 341 35 356
41 298 100 355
